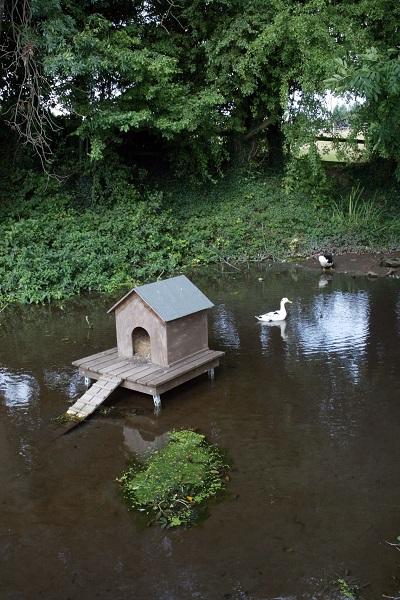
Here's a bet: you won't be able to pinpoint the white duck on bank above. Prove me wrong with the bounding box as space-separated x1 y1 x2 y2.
255 297 292 322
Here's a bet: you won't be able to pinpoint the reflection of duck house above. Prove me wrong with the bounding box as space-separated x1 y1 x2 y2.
70 276 224 416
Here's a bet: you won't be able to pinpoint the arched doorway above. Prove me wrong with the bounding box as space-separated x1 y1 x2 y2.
131 327 151 360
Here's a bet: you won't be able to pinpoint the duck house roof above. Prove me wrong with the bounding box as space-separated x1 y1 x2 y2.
108 275 214 322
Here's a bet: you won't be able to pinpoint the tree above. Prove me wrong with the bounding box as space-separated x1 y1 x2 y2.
327 48 400 176
3 0 398 178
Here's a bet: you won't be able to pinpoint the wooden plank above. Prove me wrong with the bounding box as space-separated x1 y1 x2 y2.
107 361 159 379
156 358 221 395
125 363 166 382
78 350 120 371
134 350 210 385
148 351 223 386
101 359 132 374
117 379 157 396
141 350 219 386
87 354 125 373
75 353 119 373
103 363 140 377
78 366 158 396
72 347 118 367
78 361 159 380
67 376 122 419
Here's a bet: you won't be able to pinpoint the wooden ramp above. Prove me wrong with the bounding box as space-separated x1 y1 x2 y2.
67 375 122 419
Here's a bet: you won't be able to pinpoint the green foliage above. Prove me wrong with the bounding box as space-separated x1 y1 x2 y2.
6 0 392 178
119 430 229 528
335 577 359 600
327 48 400 174
0 169 181 303
332 184 385 232
0 167 398 305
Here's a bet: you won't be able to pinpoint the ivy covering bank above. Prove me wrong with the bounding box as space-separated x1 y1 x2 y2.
119 430 229 528
0 167 399 305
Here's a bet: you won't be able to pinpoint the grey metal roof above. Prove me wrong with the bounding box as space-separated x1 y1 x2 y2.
108 275 214 321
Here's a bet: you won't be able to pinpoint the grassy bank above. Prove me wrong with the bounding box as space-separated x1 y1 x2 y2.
0 168 399 304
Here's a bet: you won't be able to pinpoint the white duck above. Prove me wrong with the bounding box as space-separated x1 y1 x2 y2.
318 253 334 269
255 297 292 322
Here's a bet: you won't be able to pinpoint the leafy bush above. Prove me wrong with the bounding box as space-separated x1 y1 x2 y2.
0 167 398 305
119 430 228 528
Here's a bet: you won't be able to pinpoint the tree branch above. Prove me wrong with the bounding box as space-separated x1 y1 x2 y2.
243 118 272 141
1 0 58 172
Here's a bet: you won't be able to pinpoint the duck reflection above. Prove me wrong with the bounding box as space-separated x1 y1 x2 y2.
318 274 333 289
259 319 288 346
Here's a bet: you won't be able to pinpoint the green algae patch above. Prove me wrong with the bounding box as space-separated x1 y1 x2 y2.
119 430 229 528
52 412 82 425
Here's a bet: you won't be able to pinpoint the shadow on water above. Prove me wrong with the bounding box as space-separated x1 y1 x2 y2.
1 265 400 599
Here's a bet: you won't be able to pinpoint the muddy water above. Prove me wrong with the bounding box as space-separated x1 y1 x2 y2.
1 265 400 600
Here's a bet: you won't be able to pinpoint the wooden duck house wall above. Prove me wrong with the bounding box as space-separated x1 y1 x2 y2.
115 295 167 365
115 297 209 367
165 311 208 365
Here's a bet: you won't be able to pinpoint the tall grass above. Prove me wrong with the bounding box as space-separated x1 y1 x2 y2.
332 184 385 230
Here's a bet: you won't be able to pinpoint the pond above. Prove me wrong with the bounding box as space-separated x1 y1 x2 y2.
1 264 400 599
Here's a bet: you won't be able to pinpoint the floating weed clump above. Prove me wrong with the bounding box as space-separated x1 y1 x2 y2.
335 577 359 600
118 430 229 528
52 412 82 425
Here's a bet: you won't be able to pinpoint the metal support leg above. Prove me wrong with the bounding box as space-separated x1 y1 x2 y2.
208 368 215 381
153 394 162 415
84 376 92 388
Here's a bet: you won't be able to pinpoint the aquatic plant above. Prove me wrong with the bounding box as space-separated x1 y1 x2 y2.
335 577 359 600
52 412 81 425
118 430 229 528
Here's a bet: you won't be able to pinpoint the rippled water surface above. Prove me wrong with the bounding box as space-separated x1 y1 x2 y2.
1 264 400 599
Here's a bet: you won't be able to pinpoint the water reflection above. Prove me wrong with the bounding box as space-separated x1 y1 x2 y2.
1 268 400 600
0 369 39 409
211 304 240 349
318 274 333 289
258 320 288 349
123 415 169 457
44 369 86 400
295 291 369 382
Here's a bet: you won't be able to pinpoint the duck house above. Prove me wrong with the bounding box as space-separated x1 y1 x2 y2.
69 276 224 418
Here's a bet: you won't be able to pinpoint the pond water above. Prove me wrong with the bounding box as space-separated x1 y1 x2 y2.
1 264 400 600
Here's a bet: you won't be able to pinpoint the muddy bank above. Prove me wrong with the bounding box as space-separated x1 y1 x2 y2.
299 251 400 277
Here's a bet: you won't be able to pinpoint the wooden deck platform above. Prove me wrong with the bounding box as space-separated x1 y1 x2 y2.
72 347 224 413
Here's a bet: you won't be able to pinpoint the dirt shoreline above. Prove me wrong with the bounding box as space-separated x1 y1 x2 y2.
299 251 400 278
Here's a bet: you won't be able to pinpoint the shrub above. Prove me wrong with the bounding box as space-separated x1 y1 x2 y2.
0 166 398 305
